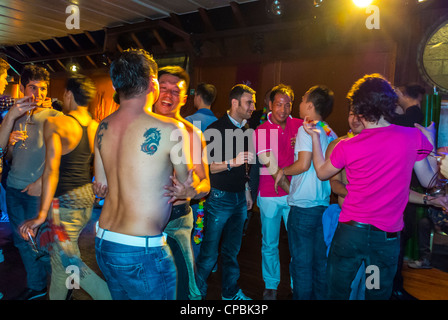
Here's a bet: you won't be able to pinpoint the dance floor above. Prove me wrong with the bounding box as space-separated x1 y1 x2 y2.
1 206 447 301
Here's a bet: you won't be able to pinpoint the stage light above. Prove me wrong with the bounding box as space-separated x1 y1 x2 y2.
353 0 373 8
70 64 78 72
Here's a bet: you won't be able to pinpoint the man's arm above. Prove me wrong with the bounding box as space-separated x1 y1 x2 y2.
19 118 61 239
409 190 448 210
189 129 210 199
0 97 36 150
209 151 254 174
302 118 340 180
258 151 290 194
325 138 347 198
93 120 108 197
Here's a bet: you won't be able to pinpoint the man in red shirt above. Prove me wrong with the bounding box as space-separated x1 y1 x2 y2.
253 84 302 300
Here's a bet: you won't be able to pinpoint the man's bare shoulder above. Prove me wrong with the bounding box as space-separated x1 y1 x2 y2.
178 116 205 140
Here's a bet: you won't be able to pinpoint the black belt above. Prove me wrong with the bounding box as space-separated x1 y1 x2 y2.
342 220 399 239
169 202 190 221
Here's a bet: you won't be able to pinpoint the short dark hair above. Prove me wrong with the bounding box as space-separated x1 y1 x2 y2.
306 85 334 120
402 84 426 100
0 58 10 75
158 65 190 93
66 74 96 106
110 48 158 100
229 84 256 106
347 73 397 123
270 84 294 103
196 82 217 106
21 65 50 88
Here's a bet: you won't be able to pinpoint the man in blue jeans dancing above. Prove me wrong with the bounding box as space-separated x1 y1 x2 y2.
92 49 193 300
195 84 255 300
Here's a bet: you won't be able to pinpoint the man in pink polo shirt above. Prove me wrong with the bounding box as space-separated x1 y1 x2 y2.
303 74 434 300
253 84 302 300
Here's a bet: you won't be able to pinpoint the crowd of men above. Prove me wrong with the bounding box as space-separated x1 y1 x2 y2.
1 48 447 301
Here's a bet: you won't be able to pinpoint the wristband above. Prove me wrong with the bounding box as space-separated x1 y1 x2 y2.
423 195 428 205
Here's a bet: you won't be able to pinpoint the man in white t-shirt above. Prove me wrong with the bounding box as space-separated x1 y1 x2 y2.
276 85 336 300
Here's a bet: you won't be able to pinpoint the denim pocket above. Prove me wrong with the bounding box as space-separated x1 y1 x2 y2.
105 261 149 294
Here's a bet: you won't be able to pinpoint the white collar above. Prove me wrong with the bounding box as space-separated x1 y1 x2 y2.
227 111 247 128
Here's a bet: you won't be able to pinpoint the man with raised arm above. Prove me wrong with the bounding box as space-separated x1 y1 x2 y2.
92 49 192 300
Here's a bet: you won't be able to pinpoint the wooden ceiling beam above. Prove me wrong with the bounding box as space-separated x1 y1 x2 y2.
46 63 55 73
68 34 82 49
198 8 215 33
56 59 68 71
130 33 144 49
230 2 246 28
26 43 40 56
84 31 100 48
39 40 53 54
86 55 98 68
52 37 67 52
14 45 28 59
152 29 167 51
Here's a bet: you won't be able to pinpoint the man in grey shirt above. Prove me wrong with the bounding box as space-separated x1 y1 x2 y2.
6 65 62 300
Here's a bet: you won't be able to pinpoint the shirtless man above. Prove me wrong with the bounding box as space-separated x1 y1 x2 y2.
93 49 192 300
154 66 210 300
20 74 111 300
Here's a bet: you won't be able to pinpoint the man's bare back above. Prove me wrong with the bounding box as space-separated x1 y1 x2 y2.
95 107 191 237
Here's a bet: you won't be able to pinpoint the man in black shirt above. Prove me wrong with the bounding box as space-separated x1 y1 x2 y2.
393 84 425 127
195 84 255 300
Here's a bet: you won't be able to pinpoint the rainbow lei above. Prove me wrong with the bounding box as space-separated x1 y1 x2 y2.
193 198 206 244
347 130 354 138
317 121 335 142
259 106 268 125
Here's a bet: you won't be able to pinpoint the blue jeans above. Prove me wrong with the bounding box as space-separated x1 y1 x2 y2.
195 188 247 298
327 222 400 300
95 236 176 300
288 205 328 300
164 206 201 300
6 186 51 291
